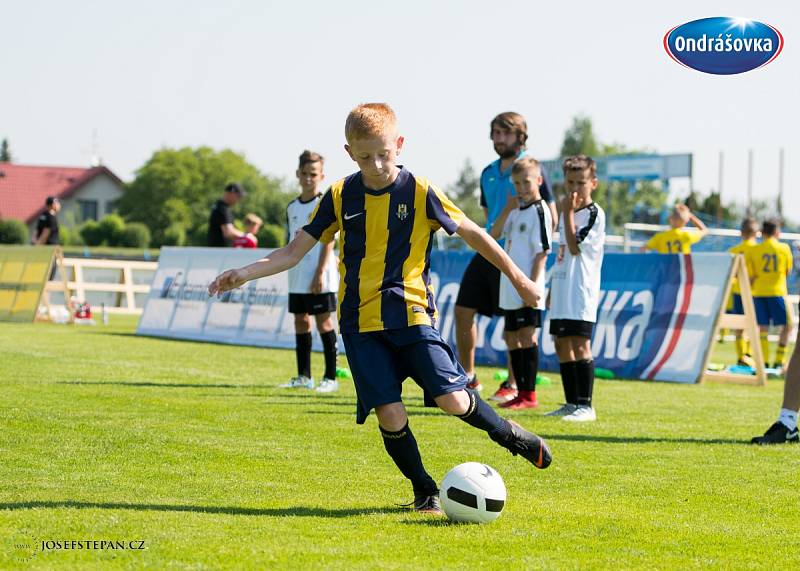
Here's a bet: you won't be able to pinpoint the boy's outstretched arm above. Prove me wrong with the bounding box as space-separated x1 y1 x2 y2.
456 217 541 306
208 230 318 296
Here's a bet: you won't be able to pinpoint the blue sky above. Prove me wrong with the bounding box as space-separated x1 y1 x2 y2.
2 1 797 214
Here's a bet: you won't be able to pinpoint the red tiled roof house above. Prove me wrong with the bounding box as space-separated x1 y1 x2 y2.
0 163 125 236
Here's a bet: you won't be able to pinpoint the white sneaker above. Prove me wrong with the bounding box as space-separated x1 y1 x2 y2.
279 375 314 389
562 405 597 422
544 403 577 417
315 378 339 393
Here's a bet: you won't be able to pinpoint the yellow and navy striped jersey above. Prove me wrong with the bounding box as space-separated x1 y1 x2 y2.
728 238 757 294
745 237 793 297
303 167 465 333
645 228 703 254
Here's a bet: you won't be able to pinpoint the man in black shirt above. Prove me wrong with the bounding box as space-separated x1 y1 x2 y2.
34 196 61 245
207 183 246 247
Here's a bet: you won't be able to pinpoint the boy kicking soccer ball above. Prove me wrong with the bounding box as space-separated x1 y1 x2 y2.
489 156 552 409
208 103 552 514
546 155 605 422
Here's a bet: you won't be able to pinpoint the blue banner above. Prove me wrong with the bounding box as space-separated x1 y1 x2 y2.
430 251 731 383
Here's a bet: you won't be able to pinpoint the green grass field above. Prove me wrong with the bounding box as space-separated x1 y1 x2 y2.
1 317 799 569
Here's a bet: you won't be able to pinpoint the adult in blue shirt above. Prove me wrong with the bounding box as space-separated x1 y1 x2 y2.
454 112 556 401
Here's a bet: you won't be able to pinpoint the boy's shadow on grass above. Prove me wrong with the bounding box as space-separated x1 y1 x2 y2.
0 500 404 518
538 433 748 445
59 380 355 400
61 380 276 390
306 409 445 417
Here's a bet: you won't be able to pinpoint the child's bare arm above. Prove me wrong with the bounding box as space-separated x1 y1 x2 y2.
489 196 516 239
310 240 335 294
561 194 580 256
687 210 709 237
530 251 548 283
208 230 317 296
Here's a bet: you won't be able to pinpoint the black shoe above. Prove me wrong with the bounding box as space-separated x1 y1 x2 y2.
412 493 442 514
497 420 552 469
751 421 799 445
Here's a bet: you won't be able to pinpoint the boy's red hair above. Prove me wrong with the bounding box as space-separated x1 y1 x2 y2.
345 103 398 142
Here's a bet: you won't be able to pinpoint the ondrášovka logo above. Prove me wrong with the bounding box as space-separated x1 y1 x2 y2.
664 17 783 74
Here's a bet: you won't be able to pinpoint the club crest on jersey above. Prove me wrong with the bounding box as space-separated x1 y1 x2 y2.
397 204 409 220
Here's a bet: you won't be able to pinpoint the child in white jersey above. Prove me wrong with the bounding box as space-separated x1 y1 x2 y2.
489 156 552 409
281 150 340 392
546 155 605 422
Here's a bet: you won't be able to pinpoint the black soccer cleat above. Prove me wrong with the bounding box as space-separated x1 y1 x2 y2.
499 420 552 469
412 493 442 515
751 421 799 445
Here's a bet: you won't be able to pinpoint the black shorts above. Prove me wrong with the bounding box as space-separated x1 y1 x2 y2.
549 319 595 338
503 308 542 332
288 292 336 315
455 253 502 317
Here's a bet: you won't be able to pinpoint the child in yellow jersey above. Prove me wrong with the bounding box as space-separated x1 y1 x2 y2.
644 203 708 254
745 219 794 371
208 103 552 515
728 218 759 366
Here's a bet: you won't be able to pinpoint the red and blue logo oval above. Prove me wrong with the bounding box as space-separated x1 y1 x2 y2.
664 17 783 75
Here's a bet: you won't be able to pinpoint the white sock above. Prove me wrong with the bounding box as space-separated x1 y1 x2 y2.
778 408 798 431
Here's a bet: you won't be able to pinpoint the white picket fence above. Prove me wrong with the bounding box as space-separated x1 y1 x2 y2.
46 258 158 315
47 233 800 318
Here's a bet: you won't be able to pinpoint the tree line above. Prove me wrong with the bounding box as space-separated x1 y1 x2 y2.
2 120 786 247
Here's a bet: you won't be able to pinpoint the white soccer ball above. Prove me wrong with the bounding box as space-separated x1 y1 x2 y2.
440 462 506 523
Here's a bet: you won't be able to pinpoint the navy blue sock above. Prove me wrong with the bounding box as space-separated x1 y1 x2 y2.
320 329 338 380
521 346 538 393
295 332 312 378
380 423 438 496
458 389 512 442
560 361 578 405
575 359 595 407
509 348 526 391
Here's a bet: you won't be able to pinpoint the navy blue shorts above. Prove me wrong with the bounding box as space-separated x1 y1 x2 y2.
754 296 788 326
342 325 468 424
730 294 744 315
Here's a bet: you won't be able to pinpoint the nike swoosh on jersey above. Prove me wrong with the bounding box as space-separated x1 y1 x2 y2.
343 212 364 220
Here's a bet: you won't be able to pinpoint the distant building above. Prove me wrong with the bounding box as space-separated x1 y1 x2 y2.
0 163 125 236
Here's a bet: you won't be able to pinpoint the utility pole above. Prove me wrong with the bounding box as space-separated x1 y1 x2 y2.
717 150 724 223
747 149 753 216
777 147 784 219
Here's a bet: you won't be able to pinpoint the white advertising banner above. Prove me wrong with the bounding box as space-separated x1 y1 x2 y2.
137 247 334 350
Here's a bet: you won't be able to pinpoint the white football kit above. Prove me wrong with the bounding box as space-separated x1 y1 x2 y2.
286 195 338 294
549 203 605 323
499 199 553 311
